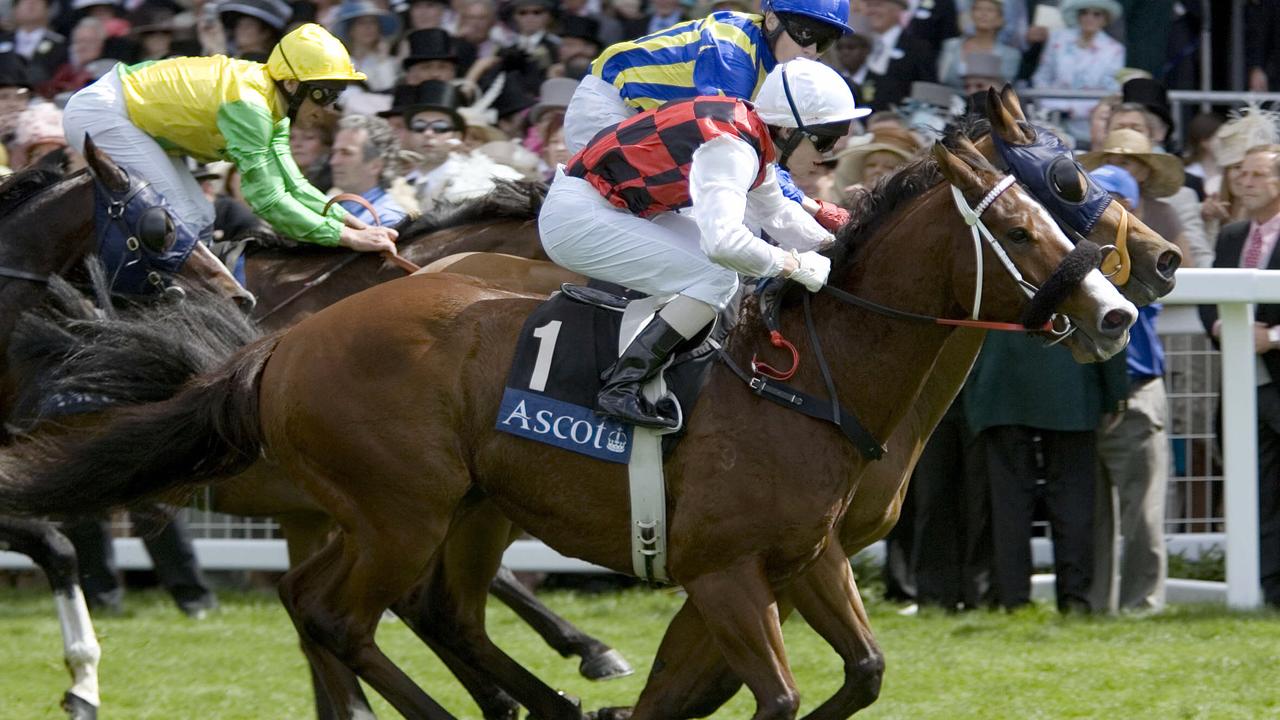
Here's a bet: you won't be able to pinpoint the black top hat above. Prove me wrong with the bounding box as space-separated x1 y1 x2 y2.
220 0 293 31
491 75 537 120
403 79 465 129
1122 77 1173 132
403 29 458 70
378 83 417 118
558 15 600 44
0 53 33 89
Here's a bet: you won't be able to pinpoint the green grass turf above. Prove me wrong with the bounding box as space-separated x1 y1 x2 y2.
2 585 1279 719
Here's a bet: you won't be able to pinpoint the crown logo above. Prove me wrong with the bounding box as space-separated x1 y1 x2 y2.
607 427 628 453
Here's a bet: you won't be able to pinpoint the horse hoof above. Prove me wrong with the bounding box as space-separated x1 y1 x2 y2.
62 692 98 720
579 649 634 681
587 707 633 720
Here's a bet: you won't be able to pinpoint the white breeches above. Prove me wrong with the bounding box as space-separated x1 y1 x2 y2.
62 68 216 233
539 170 740 309
562 74 637 154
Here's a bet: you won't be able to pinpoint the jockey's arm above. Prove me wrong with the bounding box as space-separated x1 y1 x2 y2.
218 101 347 246
688 135 834 277
750 165 837 252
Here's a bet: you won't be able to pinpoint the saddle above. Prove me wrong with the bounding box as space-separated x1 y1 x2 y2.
495 283 719 463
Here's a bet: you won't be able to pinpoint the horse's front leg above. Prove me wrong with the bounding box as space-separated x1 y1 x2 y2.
790 538 884 719
639 559 799 720
1 518 101 720
489 565 633 681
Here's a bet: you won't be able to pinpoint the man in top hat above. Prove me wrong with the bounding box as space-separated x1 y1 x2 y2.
1121 77 1175 151
402 28 461 86
958 51 1007 96
402 78 466 172
551 15 599 80
0 0 68 88
856 0 937 111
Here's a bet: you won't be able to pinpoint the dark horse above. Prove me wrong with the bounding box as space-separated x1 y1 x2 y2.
0 136 1138 719
0 139 258 720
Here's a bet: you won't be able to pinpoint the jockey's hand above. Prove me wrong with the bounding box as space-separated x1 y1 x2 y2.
775 167 806 204
339 226 399 254
784 249 830 292
813 199 851 231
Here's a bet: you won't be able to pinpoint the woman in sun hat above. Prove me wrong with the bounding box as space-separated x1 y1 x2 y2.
1080 127 1191 262
831 124 921 196
331 0 400 91
1031 0 1124 145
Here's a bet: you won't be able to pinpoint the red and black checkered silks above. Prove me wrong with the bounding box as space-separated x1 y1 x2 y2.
566 97 776 218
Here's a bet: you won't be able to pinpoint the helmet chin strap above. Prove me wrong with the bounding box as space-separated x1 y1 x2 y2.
279 81 306 121
773 62 807 170
763 11 786 52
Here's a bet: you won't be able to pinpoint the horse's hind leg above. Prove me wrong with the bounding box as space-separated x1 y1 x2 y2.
0 517 100 720
790 542 884 719
490 565 633 681
421 498 585 720
277 513 377 720
635 559 799 720
277 524 456 720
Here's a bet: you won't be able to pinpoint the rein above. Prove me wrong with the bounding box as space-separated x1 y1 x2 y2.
254 194 421 323
727 175 1103 461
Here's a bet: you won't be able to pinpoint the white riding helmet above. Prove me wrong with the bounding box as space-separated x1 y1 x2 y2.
754 59 869 166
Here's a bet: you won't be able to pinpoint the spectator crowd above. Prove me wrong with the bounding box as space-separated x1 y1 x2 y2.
0 0 1277 616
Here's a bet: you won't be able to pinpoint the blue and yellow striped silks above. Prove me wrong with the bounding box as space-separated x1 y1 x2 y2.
591 11 777 111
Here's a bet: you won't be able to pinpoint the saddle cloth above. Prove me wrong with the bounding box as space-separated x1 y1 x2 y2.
496 284 717 464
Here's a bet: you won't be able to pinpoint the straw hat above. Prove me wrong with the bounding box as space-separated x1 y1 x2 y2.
1210 104 1280 169
1078 128 1185 198
833 125 922 188
1059 0 1122 27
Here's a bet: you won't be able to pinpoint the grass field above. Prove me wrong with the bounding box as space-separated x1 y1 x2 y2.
2 585 1280 719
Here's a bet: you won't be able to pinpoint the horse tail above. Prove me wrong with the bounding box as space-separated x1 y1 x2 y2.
0 334 280 518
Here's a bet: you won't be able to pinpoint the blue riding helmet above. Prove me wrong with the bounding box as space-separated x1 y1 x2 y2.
761 0 854 34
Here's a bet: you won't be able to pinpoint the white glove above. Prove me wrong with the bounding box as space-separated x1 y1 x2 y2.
786 250 830 292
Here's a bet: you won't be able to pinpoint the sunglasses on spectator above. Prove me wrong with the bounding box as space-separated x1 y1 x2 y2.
777 12 842 54
412 118 459 134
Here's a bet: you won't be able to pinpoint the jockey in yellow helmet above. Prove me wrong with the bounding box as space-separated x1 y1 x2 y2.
62 23 398 254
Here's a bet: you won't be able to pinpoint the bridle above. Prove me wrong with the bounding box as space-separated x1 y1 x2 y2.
723 169 1106 461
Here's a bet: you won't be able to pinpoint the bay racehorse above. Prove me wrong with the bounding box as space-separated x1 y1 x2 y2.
0 135 1138 719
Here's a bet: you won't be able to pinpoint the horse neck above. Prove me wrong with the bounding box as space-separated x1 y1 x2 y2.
764 181 971 446
0 174 95 278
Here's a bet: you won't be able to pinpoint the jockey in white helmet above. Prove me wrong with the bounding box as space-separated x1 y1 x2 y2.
539 58 869 429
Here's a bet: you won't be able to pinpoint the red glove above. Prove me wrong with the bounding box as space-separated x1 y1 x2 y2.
813 199 851 231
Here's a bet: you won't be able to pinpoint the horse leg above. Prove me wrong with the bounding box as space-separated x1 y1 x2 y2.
392 566 523 720
790 542 884 719
635 560 798 720
489 565 633 681
419 499 585 720
277 528 455 720
0 517 100 720
277 512 376 720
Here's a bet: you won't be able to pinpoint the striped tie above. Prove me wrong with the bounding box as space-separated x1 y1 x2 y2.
1244 226 1267 269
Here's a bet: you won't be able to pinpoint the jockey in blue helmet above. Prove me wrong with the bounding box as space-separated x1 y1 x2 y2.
562 0 854 229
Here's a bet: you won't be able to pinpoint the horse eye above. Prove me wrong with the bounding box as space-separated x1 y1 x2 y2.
137 207 173 253
1007 227 1030 244
1049 159 1086 203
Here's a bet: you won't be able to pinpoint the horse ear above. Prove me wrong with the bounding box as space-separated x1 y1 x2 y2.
1000 84 1027 122
83 135 130 193
989 87 1033 145
932 141 981 192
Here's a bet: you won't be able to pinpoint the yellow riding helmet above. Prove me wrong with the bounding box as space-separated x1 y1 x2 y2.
266 23 367 83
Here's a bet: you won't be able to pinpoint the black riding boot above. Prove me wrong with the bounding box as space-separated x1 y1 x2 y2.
596 316 686 429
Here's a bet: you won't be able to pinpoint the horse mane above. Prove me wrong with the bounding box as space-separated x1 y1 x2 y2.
7 260 259 429
0 164 72 218
828 154 943 280
397 178 547 239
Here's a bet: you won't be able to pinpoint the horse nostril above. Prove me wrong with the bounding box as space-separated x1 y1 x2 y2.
1099 308 1133 339
1156 250 1181 280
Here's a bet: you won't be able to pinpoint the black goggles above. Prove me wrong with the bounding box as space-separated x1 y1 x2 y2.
801 120 851 154
302 81 346 108
776 12 843 54
411 118 459 134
